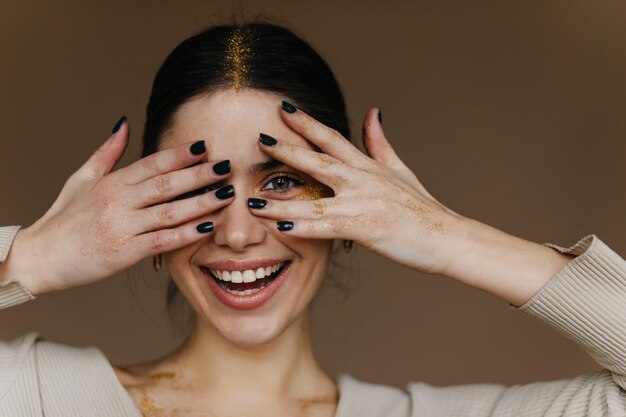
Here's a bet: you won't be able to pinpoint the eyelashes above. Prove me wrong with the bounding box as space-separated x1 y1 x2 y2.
169 171 305 203
261 172 305 194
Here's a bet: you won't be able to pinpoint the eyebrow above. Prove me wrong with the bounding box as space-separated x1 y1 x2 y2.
250 159 286 174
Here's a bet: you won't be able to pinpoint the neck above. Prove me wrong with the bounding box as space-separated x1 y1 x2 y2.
171 310 336 401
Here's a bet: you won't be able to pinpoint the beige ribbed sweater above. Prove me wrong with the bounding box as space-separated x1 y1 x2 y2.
0 225 625 416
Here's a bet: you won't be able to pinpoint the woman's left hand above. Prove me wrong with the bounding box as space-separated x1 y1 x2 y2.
251 103 464 276
251 102 574 307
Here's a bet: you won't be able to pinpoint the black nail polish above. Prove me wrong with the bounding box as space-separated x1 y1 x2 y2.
277 221 294 231
378 108 383 125
190 140 206 155
213 160 231 175
282 101 297 114
215 184 235 200
196 221 214 233
259 133 277 146
248 198 267 209
111 115 127 134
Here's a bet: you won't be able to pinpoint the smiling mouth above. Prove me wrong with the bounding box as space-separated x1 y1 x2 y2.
200 262 289 296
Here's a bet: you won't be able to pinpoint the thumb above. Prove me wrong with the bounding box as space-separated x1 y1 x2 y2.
79 116 130 178
362 108 403 168
362 108 438 201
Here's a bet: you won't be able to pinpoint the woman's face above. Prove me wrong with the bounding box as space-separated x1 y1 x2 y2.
159 89 333 347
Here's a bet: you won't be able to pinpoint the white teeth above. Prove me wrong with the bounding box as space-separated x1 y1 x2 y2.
230 271 243 283
242 270 256 283
226 288 260 296
209 262 285 283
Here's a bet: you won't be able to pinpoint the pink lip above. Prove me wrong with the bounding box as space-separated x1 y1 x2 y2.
200 261 290 311
202 258 286 271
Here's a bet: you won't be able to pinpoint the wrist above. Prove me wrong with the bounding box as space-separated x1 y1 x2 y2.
0 228 46 296
441 217 573 306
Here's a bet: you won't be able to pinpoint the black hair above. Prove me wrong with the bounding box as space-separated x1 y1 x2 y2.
141 21 351 329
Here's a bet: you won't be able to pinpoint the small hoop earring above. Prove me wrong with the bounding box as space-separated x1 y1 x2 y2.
153 254 162 271
343 240 353 254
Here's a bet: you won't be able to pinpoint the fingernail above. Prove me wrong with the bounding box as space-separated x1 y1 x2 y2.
112 115 127 134
259 133 277 146
277 221 294 231
190 140 206 155
196 221 214 233
213 160 231 175
378 108 383 125
215 184 235 200
248 198 267 209
282 101 297 114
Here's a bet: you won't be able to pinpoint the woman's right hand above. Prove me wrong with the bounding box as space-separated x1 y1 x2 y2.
4 118 234 296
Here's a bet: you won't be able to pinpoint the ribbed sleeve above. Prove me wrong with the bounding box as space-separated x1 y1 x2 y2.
0 226 35 309
0 281 35 309
518 235 626 389
0 226 36 309
36 341 143 417
0 226 21 263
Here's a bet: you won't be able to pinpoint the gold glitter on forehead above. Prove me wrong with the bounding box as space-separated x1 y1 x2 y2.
225 28 253 91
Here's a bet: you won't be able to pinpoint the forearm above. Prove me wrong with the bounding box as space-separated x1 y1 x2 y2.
443 217 573 306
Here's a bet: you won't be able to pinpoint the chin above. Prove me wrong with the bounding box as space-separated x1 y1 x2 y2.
208 313 290 347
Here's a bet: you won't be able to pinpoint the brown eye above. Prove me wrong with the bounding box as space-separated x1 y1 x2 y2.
262 175 303 193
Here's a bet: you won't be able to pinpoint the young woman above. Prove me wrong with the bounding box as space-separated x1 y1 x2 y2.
0 23 624 417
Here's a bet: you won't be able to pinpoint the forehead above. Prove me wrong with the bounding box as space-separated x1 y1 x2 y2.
160 89 314 160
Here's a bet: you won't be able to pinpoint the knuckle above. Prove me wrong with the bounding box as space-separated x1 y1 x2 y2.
143 155 161 174
148 230 181 251
150 232 164 250
156 204 175 226
327 127 344 142
193 164 208 181
195 193 214 210
153 175 172 198
313 200 326 218
178 145 190 160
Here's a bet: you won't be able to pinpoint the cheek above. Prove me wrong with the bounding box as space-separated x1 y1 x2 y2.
163 245 201 288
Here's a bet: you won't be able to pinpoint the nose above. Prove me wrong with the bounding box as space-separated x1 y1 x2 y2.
212 192 266 252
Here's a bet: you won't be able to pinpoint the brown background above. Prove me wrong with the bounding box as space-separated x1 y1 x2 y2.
1 1 625 388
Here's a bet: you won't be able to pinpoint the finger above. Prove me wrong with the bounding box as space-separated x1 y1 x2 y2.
133 159 231 208
120 139 207 185
257 133 357 192
132 218 216 257
248 197 349 220
274 217 356 240
138 186 235 232
78 116 130 179
362 108 436 200
361 108 401 167
279 101 370 167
